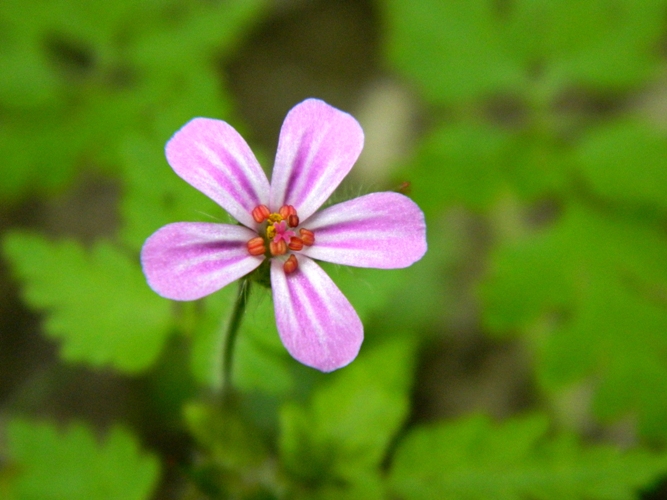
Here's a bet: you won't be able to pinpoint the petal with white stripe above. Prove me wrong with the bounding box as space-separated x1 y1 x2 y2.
300 192 427 268
141 222 262 301
271 256 363 372
270 99 364 220
166 118 270 229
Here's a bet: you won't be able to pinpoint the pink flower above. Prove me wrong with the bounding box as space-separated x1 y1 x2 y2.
141 99 427 371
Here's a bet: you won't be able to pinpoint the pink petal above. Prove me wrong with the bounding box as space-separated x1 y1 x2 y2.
141 222 262 301
271 256 363 372
270 99 364 220
166 118 270 229
300 192 427 269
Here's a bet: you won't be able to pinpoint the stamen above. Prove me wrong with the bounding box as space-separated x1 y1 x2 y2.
270 239 288 256
266 225 276 240
279 205 296 219
251 204 270 223
247 236 266 256
287 214 299 227
288 236 304 251
283 255 298 275
299 228 315 246
268 213 283 224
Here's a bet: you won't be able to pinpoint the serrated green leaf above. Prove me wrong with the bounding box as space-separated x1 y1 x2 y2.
481 206 667 438
575 119 667 210
279 337 416 486
6 419 159 500
3 232 172 372
390 414 667 500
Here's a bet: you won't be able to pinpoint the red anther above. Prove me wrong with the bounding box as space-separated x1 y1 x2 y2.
288 236 304 251
270 239 288 256
279 204 296 219
299 228 315 246
247 236 266 256
252 204 270 223
287 214 299 227
283 255 298 275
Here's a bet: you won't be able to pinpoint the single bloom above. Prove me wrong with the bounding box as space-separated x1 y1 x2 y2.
141 98 427 372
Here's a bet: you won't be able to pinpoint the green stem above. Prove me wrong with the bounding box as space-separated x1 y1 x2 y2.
221 278 250 399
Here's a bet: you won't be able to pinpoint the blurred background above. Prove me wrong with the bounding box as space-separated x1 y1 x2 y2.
3 0 667 498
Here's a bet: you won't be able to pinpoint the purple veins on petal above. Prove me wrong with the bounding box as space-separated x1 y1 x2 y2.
166 118 270 229
270 255 363 372
300 192 427 269
141 222 263 301
141 98 429 373
270 99 364 221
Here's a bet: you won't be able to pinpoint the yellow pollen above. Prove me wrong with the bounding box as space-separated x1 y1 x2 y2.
265 213 284 240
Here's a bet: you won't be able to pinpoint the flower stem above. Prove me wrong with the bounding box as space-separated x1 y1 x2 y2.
222 278 250 399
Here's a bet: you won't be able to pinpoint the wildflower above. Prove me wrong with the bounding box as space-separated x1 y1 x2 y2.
141 99 426 371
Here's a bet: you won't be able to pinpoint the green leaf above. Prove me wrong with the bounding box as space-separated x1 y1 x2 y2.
384 0 523 105
0 0 266 200
6 419 160 500
575 119 667 211
384 0 666 106
0 108 84 200
481 206 667 438
3 232 172 372
129 0 268 75
508 0 667 89
400 122 570 213
390 414 667 500
279 337 416 487
402 122 513 213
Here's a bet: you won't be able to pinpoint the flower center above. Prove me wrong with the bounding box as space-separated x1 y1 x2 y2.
246 204 316 274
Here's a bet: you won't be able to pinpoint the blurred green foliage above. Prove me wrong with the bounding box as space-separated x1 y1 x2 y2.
390 414 667 500
3 0 667 498
5 420 159 500
0 0 265 200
